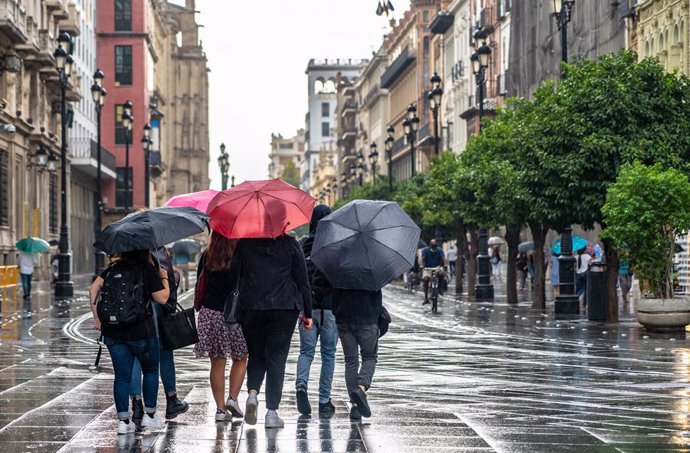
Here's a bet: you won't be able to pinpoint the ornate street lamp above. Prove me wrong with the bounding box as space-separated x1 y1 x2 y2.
428 72 443 156
91 69 106 277
54 32 74 298
553 0 575 73
356 150 365 186
218 143 230 190
47 152 58 173
385 126 395 193
368 142 379 184
405 104 419 177
142 122 152 207
121 101 133 212
340 171 347 198
471 42 492 133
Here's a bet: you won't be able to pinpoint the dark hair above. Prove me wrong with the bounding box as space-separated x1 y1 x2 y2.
112 250 154 267
205 231 236 271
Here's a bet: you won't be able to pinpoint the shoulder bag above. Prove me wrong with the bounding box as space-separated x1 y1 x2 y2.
158 302 199 351
224 262 242 327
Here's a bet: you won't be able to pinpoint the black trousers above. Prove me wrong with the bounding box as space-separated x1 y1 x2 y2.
242 309 299 410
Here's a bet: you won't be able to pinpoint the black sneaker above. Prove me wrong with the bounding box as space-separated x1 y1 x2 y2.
318 399 336 414
350 388 371 418
131 397 144 423
165 393 189 419
422 298 430 305
296 386 311 415
349 405 362 421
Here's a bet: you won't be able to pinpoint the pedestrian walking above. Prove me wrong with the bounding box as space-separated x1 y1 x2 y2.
173 250 191 292
332 288 382 421
447 245 457 275
296 205 338 416
194 232 248 422
230 231 313 429
130 246 189 423
88 250 170 435
491 246 502 280
618 259 633 304
517 252 528 290
576 249 591 302
528 253 536 287
550 253 560 296
18 251 34 316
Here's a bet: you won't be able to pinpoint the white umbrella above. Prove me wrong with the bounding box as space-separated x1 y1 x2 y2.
488 236 504 246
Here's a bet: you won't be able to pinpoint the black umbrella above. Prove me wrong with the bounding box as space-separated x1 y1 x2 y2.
311 200 421 291
94 207 209 255
171 239 202 255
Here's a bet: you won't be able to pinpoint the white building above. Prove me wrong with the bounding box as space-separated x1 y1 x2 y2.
301 58 367 192
268 129 304 181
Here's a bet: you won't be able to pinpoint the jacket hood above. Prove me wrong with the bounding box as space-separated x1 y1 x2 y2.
309 204 332 236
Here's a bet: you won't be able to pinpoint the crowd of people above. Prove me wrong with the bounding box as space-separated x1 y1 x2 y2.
88 204 385 435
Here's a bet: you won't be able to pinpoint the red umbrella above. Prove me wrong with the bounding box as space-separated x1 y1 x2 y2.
165 189 219 214
208 179 315 239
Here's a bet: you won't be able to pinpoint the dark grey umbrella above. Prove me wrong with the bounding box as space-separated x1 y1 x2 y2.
94 206 209 255
311 200 421 291
171 239 202 255
518 241 534 253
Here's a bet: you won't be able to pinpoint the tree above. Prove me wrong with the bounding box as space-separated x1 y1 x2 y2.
601 162 690 299
280 160 301 187
333 176 393 210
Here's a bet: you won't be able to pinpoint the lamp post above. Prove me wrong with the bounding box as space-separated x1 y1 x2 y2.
385 126 394 193
53 32 74 298
471 46 491 133
356 150 365 187
404 104 419 177
368 142 379 184
555 227 580 317
91 69 106 278
122 100 133 212
231 175 235 188
428 73 443 156
142 122 151 207
553 0 575 72
340 171 347 198
218 143 229 190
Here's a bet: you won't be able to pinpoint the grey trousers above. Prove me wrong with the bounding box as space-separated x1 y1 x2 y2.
337 323 379 398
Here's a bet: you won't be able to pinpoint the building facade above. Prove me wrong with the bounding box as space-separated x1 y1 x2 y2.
268 129 304 185
637 0 688 74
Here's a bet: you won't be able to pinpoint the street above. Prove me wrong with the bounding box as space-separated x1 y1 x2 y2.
0 276 689 452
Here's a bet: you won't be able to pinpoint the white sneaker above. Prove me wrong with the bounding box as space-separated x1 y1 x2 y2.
215 409 232 422
244 393 258 425
265 411 284 428
141 413 166 430
117 420 136 435
225 397 243 418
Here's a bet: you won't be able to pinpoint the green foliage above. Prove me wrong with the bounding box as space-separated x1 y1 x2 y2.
333 176 393 210
279 160 301 187
602 162 690 299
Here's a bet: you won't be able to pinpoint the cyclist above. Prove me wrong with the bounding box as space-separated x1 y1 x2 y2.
421 239 447 305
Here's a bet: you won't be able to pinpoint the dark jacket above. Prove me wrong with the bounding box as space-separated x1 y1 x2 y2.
332 288 382 325
300 204 333 311
230 236 312 318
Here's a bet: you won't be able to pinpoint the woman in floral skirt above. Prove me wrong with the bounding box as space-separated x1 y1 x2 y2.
194 232 248 421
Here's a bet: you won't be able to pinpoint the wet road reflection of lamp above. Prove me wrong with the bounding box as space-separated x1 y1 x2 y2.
385 126 394 193
121 100 133 213
369 142 379 184
142 123 152 207
54 32 74 298
428 72 443 156
91 69 106 278
218 143 229 190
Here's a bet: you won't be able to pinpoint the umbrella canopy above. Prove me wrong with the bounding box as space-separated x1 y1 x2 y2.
207 179 315 239
518 241 534 253
311 200 421 291
165 189 219 214
171 239 202 255
16 237 50 254
550 235 587 255
94 206 209 255
488 236 504 246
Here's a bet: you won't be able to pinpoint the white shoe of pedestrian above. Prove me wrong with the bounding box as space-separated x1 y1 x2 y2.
225 397 243 418
141 413 166 430
117 420 136 435
215 409 232 422
244 393 258 425
265 411 284 428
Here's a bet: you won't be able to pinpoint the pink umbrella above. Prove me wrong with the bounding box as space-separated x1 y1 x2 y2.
165 190 219 214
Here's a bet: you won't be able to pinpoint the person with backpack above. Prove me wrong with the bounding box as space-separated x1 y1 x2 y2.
295 205 338 416
129 246 188 423
89 250 170 435
193 232 248 422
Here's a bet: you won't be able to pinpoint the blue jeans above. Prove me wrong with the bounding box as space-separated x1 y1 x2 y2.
130 303 177 397
20 273 32 299
104 336 160 419
296 308 338 404
576 273 587 298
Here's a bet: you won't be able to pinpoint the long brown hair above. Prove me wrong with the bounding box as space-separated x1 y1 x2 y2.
205 231 236 271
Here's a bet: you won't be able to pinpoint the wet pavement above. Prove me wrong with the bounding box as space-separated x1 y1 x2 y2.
0 275 690 452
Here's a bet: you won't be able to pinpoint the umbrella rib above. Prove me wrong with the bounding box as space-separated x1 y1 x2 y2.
366 234 415 266
261 191 314 221
257 195 277 236
222 194 255 237
360 203 387 231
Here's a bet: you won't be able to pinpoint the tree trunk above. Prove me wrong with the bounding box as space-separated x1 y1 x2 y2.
456 222 467 295
505 226 521 304
467 225 478 298
602 238 619 323
529 222 547 310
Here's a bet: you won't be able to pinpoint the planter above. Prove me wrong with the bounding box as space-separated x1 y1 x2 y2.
636 298 690 331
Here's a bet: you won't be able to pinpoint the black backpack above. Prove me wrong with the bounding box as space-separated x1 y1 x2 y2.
97 263 149 328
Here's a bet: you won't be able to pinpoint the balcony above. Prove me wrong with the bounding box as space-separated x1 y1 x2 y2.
339 126 356 141
35 29 55 66
70 138 117 179
15 15 39 55
380 47 415 89
59 2 80 36
340 99 357 117
451 60 464 84
65 73 81 102
0 0 28 44
362 83 380 109
429 10 454 34
45 0 69 20
149 151 164 178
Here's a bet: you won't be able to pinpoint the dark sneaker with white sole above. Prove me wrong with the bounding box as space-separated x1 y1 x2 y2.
319 399 336 414
350 388 371 418
349 405 362 421
296 386 312 415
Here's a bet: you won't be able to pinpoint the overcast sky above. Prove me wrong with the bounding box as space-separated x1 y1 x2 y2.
194 0 410 189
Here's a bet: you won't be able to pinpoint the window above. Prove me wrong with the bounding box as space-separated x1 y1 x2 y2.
49 173 58 234
115 0 132 31
321 102 329 117
423 10 429 22
321 122 330 137
114 104 129 145
116 167 133 208
0 150 7 225
115 45 132 85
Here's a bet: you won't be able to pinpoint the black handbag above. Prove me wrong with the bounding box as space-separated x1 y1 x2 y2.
224 264 242 327
158 303 199 351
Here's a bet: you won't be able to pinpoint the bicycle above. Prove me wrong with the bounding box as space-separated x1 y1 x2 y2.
428 268 440 314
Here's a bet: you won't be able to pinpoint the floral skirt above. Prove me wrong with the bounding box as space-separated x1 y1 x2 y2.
194 307 248 361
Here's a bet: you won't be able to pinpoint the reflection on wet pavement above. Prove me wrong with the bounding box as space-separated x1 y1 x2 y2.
1 276 690 451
